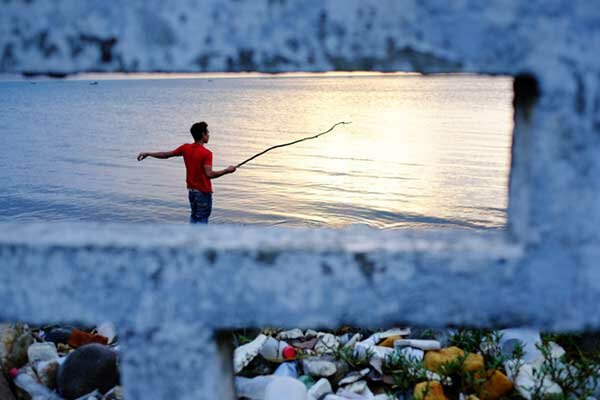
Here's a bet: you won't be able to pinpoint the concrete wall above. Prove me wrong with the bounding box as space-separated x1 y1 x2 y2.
1 1 599 398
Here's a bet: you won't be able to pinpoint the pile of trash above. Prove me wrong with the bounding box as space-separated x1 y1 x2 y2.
0 323 121 400
232 327 597 400
2 323 596 399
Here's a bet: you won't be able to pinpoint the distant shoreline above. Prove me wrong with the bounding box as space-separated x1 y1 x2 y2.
0 70 431 82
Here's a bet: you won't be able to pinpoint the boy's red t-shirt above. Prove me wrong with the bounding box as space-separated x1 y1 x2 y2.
172 143 213 193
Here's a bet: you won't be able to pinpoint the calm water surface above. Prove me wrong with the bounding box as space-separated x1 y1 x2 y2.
0 73 513 229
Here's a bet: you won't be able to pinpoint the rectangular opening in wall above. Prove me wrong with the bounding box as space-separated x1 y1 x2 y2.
0 72 513 231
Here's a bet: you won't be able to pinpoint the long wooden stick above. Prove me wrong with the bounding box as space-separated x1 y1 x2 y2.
236 121 351 168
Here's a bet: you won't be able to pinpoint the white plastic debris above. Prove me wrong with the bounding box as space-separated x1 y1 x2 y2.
308 378 333 399
278 329 305 341
234 334 268 373
265 376 308 400
354 338 393 374
499 328 543 363
501 331 567 400
11 367 63 400
377 328 410 340
260 336 296 362
357 328 410 349
274 361 298 378
345 333 362 349
235 376 270 400
398 347 424 361
547 341 566 359
96 322 117 344
394 339 441 351
302 358 338 377
28 342 59 363
505 361 562 400
338 368 370 385
34 359 60 389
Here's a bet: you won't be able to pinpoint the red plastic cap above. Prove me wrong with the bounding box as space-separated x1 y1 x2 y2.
282 346 296 360
9 368 19 378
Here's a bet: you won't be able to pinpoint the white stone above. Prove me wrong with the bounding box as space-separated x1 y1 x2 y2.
338 368 370 385
341 380 367 393
302 358 337 377
278 329 304 340
314 333 339 354
308 378 333 399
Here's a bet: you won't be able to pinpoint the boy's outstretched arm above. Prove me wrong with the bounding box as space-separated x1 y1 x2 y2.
204 164 236 179
137 151 177 161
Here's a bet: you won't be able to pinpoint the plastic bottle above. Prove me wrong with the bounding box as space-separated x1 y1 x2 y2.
265 376 307 400
259 336 296 362
28 342 59 363
235 376 276 400
9 368 62 400
394 339 441 351
499 328 542 362
273 361 298 378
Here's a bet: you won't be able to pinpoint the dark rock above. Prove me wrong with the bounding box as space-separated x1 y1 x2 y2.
45 328 72 345
57 344 119 399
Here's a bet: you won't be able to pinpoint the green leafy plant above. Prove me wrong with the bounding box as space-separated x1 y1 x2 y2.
527 338 600 400
383 350 429 393
335 343 373 370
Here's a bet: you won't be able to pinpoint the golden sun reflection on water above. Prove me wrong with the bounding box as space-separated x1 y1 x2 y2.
210 74 511 229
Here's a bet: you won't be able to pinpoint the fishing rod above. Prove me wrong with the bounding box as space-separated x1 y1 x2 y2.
236 121 351 168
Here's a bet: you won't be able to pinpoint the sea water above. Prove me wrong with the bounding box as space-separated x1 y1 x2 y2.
0 73 512 229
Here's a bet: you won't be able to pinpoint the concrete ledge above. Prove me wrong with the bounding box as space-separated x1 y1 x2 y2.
0 222 539 330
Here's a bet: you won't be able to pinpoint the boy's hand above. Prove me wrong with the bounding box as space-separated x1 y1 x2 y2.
137 153 148 161
226 165 237 173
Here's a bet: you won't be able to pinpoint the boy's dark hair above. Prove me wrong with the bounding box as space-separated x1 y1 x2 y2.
190 122 208 141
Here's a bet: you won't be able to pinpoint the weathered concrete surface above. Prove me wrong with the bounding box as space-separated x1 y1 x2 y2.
1 224 527 399
1 1 600 399
1 224 529 329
